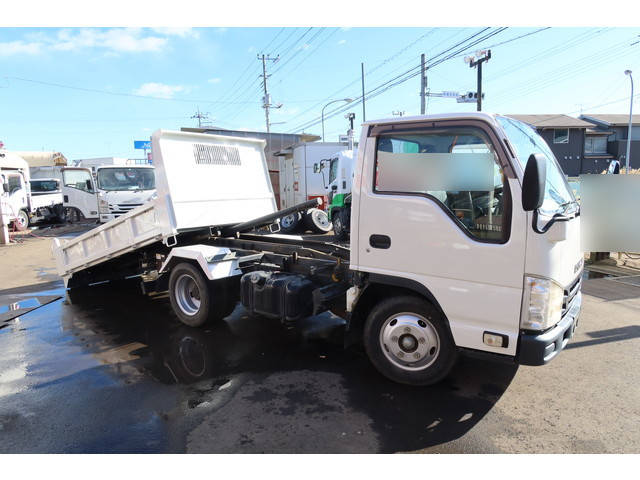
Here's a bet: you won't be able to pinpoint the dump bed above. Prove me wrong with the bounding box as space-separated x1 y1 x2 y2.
53 129 277 281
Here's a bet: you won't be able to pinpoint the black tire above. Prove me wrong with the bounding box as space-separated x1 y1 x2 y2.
304 208 333 234
332 208 349 240
168 262 230 327
363 295 457 386
279 212 300 234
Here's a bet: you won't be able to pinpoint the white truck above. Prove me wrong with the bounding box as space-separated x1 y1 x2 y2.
0 151 64 229
277 142 348 233
55 164 156 223
53 113 583 386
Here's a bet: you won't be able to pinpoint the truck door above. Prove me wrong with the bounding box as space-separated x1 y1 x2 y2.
355 120 526 356
61 168 98 219
6 172 28 217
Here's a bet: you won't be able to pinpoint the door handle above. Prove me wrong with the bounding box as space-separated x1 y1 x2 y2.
369 234 391 249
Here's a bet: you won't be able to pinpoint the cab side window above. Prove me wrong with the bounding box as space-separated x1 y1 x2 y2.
374 128 508 242
8 175 22 195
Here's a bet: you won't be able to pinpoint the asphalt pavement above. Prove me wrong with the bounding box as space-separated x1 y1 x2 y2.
0 237 638 453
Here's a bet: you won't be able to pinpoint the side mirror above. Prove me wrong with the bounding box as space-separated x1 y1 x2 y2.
313 163 319 173
522 153 547 211
331 184 338 191
85 179 93 192
2 183 8 193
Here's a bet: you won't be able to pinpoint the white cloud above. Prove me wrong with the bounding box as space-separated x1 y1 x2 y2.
133 82 187 99
0 28 187 56
53 29 168 53
337 39 347 45
247 46 255 53
208 77 222 84
0 40 44 56
152 28 198 38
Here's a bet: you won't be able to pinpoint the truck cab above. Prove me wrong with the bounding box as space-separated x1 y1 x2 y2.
0 151 31 229
320 149 356 239
348 113 581 382
95 165 156 223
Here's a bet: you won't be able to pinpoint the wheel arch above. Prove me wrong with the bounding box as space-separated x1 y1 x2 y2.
348 273 452 341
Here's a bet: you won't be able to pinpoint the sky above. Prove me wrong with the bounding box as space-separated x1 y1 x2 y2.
0 26 639 161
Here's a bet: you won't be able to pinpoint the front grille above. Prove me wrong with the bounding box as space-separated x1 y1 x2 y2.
562 271 582 317
109 203 143 217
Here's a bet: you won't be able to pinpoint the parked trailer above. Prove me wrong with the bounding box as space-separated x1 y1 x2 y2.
54 114 584 386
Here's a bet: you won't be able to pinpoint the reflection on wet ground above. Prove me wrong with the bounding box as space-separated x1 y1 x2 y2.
0 281 519 453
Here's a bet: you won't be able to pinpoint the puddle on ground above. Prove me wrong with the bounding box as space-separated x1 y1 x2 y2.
583 270 615 280
0 298 41 314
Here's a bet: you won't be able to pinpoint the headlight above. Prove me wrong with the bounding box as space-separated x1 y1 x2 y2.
520 276 563 331
98 198 109 214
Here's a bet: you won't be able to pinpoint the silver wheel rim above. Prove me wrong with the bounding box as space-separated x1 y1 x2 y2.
175 274 201 316
312 210 330 228
379 312 440 371
281 214 296 228
17 212 28 228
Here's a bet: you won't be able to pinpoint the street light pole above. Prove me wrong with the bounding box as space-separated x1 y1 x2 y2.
322 98 352 142
625 70 634 173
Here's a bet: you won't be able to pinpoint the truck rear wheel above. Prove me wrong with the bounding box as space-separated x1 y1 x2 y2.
169 262 231 327
364 295 457 386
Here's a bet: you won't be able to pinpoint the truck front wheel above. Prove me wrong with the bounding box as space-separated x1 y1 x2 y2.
364 296 457 386
332 208 349 240
14 210 30 231
169 262 232 327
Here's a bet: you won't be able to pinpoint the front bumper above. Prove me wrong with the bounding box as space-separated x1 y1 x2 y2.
517 291 582 366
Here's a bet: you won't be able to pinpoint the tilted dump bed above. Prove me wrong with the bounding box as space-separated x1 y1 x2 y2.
53 129 277 284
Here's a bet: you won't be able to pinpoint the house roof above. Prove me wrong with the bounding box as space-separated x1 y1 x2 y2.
579 114 640 127
507 114 595 129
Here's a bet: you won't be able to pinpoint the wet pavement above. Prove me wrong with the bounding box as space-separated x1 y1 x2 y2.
0 280 520 453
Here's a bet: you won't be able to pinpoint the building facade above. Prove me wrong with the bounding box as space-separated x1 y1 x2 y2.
580 114 640 172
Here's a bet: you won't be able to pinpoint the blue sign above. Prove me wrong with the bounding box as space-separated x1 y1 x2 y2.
134 140 151 150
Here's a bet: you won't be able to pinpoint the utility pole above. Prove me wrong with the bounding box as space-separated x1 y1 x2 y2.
258 54 280 133
361 63 366 122
465 50 491 112
191 107 210 128
420 53 427 115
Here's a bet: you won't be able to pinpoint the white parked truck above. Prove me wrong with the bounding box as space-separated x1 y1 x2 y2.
53 114 583 385
0 151 64 228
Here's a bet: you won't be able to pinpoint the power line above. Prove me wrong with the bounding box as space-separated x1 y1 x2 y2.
4 75 262 104
284 28 445 126
289 27 508 133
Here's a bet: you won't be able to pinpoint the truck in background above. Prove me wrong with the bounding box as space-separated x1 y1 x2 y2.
276 142 348 233
54 114 583 386
0 150 64 229
314 149 356 240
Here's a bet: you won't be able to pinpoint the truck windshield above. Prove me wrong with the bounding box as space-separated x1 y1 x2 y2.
97 168 155 192
497 116 576 216
30 180 60 193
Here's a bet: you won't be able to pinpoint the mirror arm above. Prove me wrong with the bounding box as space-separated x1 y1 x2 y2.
531 210 570 234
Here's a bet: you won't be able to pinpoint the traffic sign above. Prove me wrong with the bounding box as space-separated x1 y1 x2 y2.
134 140 151 150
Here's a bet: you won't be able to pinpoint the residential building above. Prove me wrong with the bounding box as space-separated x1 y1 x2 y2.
579 114 640 171
507 115 596 176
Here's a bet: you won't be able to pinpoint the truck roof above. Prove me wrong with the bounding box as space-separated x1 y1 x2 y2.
0 150 29 170
362 112 500 127
96 164 155 169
